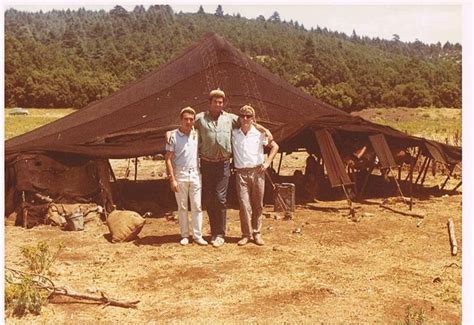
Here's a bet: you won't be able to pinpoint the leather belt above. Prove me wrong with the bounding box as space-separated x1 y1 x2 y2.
200 156 230 163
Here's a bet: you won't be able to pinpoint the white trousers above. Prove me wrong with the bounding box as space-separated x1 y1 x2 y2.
174 167 203 240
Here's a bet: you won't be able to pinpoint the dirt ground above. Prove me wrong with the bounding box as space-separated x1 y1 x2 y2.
4 154 462 324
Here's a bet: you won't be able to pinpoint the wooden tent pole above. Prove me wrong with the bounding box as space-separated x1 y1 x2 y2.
420 158 432 186
440 164 455 190
452 181 462 192
340 177 355 218
405 148 421 181
414 156 429 185
134 157 138 182
277 152 284 175
356 164 375 200
388 168 405 202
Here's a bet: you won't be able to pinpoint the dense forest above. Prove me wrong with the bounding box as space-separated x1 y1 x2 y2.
4 5 462 111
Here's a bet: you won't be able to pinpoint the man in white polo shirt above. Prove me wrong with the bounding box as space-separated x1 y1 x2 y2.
232 105 279 246
165 107 208 246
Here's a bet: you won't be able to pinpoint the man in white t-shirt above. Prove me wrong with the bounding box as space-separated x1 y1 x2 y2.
232 105 279 246
165 107 208 246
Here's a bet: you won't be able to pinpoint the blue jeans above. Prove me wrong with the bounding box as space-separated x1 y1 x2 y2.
201 160 230 238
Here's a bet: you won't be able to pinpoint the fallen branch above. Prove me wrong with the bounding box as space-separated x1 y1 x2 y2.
49 286 140 309
6 267 139 309
379 204 425 219
447 218 458 256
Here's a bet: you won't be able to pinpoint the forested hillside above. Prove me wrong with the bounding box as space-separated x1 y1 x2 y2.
4 5 462 111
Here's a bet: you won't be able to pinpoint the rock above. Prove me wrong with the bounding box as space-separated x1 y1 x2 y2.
292 228 302 234
272 246 283 252
362 213 375 218
267 226 273 231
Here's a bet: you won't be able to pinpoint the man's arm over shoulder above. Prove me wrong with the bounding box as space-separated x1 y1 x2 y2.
253 122 273 143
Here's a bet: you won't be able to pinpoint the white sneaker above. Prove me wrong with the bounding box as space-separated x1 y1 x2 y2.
194 237 208 246
212 236 225 248
180 237 189 246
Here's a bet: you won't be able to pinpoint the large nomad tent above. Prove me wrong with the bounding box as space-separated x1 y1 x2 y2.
5 33 461 218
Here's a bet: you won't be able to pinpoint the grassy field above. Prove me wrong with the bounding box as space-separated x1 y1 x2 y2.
351 107 462 146
4 107 462 145
4 108 76 140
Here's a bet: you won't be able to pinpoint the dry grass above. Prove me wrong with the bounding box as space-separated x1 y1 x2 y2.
4 191 462 323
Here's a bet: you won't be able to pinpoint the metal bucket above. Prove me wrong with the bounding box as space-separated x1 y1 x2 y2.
65 210 84 231
274 183 295 212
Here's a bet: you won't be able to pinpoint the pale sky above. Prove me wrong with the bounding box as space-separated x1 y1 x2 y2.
3 1 465 44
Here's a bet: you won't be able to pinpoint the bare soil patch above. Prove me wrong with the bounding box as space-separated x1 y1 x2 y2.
5 184 461 323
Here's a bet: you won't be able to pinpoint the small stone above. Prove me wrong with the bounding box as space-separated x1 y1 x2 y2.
293 228 302 234
267 226 273 231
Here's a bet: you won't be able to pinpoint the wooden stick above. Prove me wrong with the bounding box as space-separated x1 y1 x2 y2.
414 156 429 185
447 218 458 256
277 152 284 175
440 164 455 190
405 148 421 182
420 157 432 186
379 204 425 219
134 157 138 182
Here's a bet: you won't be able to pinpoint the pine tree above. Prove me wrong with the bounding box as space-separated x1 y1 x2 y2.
215 5 224 17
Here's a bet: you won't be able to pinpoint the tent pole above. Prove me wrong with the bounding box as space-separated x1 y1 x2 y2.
420 157 432 187
405 149 421 182
388 168 405 202
134 157 138 182
414 156 429 185
340 182 355 218
356 164 375 200
277 152 284 175
409 162 414 210
452 180 462 192
440 164 455 190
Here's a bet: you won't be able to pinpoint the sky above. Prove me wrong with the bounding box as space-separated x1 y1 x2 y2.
3 1 464 45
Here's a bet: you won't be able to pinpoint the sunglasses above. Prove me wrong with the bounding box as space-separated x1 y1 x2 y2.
239 114 253 118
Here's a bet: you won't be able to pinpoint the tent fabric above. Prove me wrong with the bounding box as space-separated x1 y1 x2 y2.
315 129 353 188
271 114 461 165
5 33 345 160
369 134 397 169
5 33 461 167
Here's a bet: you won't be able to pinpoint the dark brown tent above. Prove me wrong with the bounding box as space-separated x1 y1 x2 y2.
5 33 461 218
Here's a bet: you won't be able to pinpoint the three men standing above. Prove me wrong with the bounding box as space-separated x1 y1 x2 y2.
166 89 277 247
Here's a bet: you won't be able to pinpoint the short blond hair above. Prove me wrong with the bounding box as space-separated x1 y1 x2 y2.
180 106 196 119
239 105 255 117
209 88 225 100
